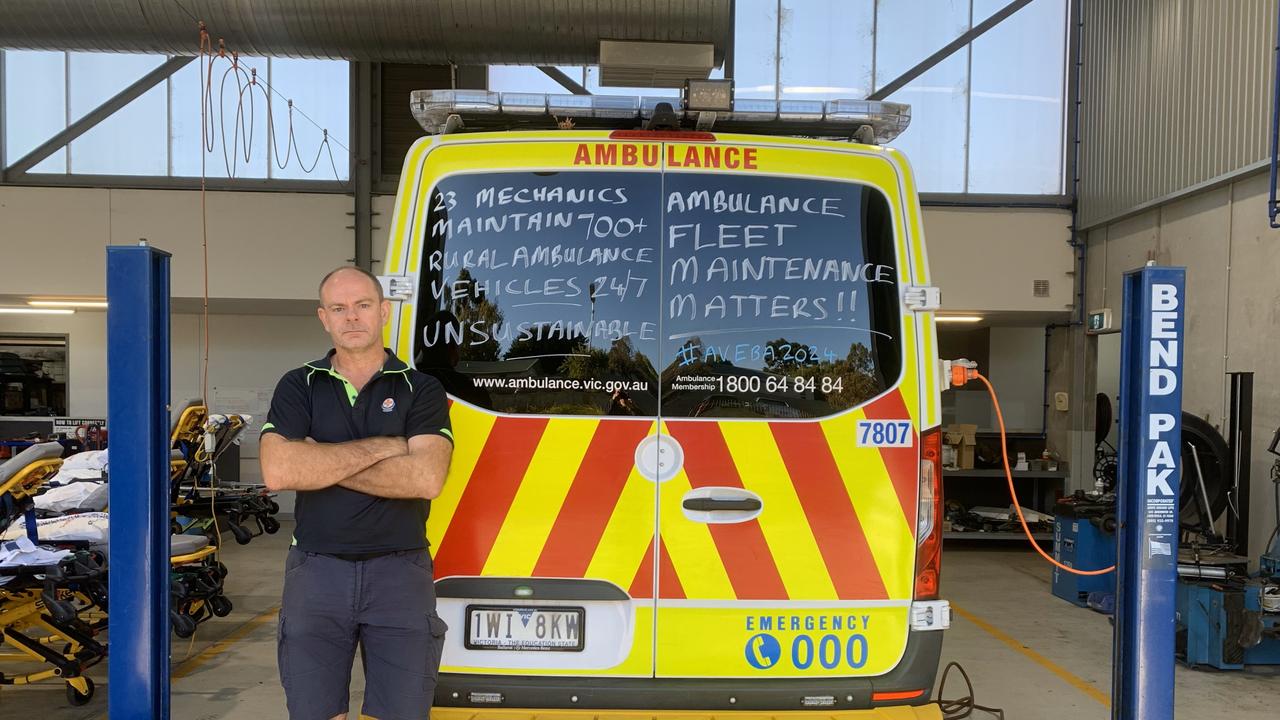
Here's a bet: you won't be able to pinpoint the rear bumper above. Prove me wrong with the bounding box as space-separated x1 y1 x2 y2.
434 629 943 711
432 707 944 720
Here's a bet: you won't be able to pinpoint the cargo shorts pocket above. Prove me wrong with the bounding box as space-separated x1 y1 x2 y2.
276 616 289 688
407 549 434 575
284 547 310 577
426 613 449 684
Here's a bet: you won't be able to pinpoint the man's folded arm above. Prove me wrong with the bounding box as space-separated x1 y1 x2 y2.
260 433 407 492
337 434 452 500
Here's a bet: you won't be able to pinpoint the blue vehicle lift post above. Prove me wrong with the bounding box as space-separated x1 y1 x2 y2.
107 243 173 719
1112 265 1186 720
1269 0 1280 228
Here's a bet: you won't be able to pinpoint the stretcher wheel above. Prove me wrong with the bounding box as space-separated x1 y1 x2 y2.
66 677 95 706
43 595 78 625
215 561 229 579
171 610 197 638
261 517 281 534
267 500 281 514
209 595 233 617
230 523 253 545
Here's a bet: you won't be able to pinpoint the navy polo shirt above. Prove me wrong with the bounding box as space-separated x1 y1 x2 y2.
261 349 452 554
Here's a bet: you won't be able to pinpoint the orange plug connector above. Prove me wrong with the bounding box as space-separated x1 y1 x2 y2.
941 358 979 390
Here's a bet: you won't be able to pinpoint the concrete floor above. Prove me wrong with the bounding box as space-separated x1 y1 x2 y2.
5 519 1278 719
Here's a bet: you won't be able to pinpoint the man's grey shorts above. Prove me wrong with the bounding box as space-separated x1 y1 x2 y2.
278 547 449 720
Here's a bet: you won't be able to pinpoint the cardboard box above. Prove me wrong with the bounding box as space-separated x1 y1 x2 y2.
943 423 978 470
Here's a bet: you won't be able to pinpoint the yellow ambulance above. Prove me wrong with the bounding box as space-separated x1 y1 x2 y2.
379 89 949 718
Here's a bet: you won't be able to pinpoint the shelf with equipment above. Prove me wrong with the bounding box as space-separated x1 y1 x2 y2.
942 465 1068 543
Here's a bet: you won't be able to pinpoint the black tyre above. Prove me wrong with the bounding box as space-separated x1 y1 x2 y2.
66 677 95 706
209 594 233 617
1179 413 1230 527
262 517 281 535
171 610 197 638
230 523 253 545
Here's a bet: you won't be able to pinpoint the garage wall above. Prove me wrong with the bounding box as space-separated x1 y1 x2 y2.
1079 0 1275 227
0 186 353 299
922 207 1074 313
1087 170 1280 559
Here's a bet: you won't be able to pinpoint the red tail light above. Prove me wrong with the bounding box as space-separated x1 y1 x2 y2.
914 427 943 600
872 689 927 702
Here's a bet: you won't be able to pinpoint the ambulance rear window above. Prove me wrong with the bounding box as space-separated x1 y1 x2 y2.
411 167 902 419
412 170 663 416
660 173 902 419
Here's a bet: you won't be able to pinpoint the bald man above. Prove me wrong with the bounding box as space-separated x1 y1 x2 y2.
260 266 453 720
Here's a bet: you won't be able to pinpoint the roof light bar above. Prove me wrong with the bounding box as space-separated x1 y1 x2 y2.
410 90 911 144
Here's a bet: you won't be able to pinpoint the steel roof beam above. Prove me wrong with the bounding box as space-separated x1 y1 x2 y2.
3 55 193 180
538 66 590 96
867 0 1034 102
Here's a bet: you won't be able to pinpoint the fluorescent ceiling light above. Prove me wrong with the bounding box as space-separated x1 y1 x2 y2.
0 307 75 315
29 300 108 308
936 315 984 323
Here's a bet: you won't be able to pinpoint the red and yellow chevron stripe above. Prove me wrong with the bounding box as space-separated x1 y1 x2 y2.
429 386 919 603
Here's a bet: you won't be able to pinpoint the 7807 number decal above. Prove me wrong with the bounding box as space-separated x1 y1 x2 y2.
856 420 913 448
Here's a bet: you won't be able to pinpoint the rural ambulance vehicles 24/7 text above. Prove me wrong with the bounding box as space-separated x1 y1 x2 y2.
378 90 951 718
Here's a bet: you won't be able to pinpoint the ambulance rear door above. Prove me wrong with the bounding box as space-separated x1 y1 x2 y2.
653 138 924 682
391 134 667 680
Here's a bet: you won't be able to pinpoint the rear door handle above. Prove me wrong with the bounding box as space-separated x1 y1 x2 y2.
680 487 764 524
682 497 762 512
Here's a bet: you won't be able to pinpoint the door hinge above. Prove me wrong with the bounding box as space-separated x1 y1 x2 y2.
903 285 942 312
377 275 415 300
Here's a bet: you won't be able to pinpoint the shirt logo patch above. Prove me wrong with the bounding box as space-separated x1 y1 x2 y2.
381 397 396 413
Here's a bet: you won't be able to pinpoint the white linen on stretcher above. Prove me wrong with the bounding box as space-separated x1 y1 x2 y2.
45 449 108 488
35 481 107 513
1 512 109 545
0 536 73 585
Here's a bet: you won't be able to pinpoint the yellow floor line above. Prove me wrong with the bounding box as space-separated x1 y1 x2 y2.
951 603 1110 708
171 605 281 680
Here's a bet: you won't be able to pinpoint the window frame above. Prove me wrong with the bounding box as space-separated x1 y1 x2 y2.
0 50 351 190
0 333 71 418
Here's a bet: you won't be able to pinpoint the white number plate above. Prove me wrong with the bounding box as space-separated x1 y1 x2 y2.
856 420 914 448
465 606 584 651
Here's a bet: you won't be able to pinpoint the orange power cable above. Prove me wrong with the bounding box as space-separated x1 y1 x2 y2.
974 372 1115 576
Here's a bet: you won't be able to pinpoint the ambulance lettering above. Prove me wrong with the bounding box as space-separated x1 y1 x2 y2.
569 142 760 170
742 615 872 671
572 143 660 167
667 145 759 170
